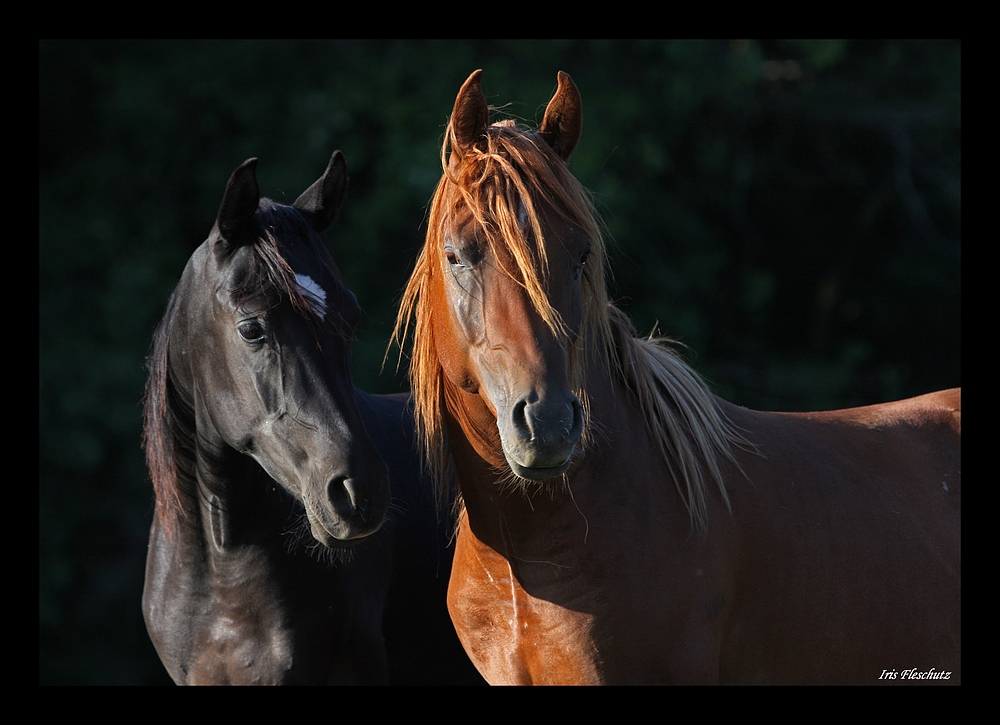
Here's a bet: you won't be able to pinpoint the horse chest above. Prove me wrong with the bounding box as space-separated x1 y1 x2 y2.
448 514 603 685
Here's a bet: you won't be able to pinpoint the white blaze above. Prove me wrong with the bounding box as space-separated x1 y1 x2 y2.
295 273 327 319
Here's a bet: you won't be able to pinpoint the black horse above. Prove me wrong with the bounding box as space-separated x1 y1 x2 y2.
142 152 481 684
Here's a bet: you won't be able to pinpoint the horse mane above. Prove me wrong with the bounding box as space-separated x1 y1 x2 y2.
143 198 350 538
393 112 747 529
143 290 195 539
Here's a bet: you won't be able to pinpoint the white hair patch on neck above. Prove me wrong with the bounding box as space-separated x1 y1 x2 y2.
295 273 327 318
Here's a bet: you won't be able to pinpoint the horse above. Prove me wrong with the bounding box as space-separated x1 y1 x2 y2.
392 70 961 684
142 151 482 685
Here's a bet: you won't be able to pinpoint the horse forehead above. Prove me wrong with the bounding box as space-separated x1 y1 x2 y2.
203 241 331 314
295 273 328 318
440 184 583 274
442 197 480 239
443 196 544 249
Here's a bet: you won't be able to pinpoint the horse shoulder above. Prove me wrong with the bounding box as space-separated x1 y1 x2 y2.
142 515 197 684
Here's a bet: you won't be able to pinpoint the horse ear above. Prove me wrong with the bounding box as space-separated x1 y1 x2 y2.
539 71 582 161
450 69 490 160
293 150 349 233
215 158 260 248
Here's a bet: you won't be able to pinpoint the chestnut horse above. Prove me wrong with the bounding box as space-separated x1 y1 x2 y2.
393 70 961 684
143 152 481 684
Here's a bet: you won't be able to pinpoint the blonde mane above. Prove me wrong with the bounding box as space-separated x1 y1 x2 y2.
393 113 746 530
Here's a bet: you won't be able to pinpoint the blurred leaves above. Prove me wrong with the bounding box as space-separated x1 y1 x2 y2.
40 40 959 683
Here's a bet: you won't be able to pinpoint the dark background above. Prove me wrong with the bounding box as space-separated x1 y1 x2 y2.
40 40 960 684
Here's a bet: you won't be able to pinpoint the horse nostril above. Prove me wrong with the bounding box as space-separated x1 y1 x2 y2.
327 476 359 514
511 398 531 438
511 394 583 445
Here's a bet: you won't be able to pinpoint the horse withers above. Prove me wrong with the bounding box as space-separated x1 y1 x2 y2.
143 152 481 684
393 70 961 684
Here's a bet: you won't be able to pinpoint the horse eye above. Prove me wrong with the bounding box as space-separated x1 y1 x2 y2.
573 248 592 281
445 249 464 267
237 319 266 343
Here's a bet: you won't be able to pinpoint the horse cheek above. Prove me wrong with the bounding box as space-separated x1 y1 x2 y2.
435 279 481 394
248 348 284 416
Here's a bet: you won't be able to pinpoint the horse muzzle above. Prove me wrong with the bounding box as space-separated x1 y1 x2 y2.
500 393 583 481
304 466 391 547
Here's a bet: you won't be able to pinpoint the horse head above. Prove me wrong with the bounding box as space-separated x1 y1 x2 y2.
164 152 390 547
417 70 603 482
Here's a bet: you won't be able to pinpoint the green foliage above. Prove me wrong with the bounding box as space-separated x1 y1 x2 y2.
40 40 959 683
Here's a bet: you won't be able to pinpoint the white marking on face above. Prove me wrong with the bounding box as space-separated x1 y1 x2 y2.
295 273 327 318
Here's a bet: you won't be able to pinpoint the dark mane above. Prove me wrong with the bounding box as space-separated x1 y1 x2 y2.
143 291 195 538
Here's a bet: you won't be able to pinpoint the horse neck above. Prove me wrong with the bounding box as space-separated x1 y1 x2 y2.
164 334 294 564
352 389 425 512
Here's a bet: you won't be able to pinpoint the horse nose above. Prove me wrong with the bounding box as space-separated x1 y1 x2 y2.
325 473 386 540
511 393 583 450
